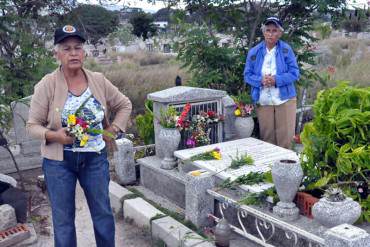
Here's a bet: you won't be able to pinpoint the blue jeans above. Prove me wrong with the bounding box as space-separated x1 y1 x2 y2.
42 149 115 247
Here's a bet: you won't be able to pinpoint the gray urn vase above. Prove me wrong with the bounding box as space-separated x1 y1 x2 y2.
158 127 181 170
214 218 231 247
312 197 361 228
234 117 254 138
272 159 303 221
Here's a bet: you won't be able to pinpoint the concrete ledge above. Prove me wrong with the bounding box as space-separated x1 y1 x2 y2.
123 198 164 228
108 181 133 216
152 216 214 247
138 156 186 208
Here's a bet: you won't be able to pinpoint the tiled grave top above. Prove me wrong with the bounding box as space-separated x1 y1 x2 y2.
147 86 227 103
174 137 298 193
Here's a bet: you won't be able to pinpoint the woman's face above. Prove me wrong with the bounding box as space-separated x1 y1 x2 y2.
56 37 85 71
263 23 282 48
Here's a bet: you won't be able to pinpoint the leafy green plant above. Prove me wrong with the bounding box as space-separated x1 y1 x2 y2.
135 100 155 144
301 82 370 222
158 105 178 128
229 151 254 169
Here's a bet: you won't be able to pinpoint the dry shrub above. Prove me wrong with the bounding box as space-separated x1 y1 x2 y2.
102 63 190 114
317 38 368 68
315 37 370 87
114 51 174 66
84 51 190 115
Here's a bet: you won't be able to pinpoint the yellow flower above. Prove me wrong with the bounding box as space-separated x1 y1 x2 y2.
80 134 89 147
234 109 241 116
67 114 76 125
212 151 221 160
190 170 202 176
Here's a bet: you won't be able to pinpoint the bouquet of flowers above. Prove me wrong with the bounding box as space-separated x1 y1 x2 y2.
190 147 222 162
65 95 114 147
232 91 254 117
159 103 192 129
66 113 113 147
186 110 224 148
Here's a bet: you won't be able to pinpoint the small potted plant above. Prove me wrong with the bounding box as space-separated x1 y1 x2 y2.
312 187 362 227
231 91 255 138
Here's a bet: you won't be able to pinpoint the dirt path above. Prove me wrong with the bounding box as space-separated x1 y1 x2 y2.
10 168 152 247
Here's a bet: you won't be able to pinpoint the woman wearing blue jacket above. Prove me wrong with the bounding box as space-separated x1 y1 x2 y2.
244 17 300 149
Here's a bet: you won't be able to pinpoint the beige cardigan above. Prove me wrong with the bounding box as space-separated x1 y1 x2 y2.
26 67 132 161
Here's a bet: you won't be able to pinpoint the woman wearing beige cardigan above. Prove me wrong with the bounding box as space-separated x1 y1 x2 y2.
26 25 132 247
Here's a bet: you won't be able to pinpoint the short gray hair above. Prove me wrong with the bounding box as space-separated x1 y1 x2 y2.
261 24 284 33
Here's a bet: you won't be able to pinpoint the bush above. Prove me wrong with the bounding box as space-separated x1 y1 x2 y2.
135 100 154 144
301 83 370 222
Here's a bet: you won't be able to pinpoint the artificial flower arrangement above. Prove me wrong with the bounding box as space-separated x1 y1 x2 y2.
158 103 192 129
232 91 254 117
186 111 224 148
190 147 222 162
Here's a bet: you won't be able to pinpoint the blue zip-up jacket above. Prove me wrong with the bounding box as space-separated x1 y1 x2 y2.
243 40 300 103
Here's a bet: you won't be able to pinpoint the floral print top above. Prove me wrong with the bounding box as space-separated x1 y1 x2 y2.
61 87 105 152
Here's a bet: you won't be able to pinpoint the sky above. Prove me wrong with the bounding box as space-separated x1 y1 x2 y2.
86 0 182 13
86 0 369 13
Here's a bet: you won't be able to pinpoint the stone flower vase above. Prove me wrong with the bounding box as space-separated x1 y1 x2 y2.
158 127 181 170
272 159 303 221
234 117 254 138
214 218 231 247
312 197 361 228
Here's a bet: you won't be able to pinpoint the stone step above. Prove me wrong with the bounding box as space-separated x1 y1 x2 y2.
108 181 134 217
152 216 214 247
123 197 164 228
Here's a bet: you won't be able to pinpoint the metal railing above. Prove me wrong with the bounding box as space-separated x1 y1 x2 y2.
207 189 325 247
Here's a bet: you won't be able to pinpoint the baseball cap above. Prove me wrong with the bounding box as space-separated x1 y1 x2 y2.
263 17 283 29
54 25 86 45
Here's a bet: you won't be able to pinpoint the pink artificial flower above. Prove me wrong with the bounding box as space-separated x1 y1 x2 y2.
186 138 196 148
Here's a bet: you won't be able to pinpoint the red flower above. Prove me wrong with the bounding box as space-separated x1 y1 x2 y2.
207 110 216 118
76 118 88 129
327 65 336 75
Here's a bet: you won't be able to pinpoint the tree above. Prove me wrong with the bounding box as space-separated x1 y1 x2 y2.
60 4 119 45
0 0 68 130
0 0 119 131
168 0 346 95
129 12 157 40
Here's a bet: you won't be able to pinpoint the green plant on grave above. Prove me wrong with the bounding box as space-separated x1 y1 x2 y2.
220 171 272 189
239 187 277 206
229 151 254 170
135 100 155 144
300 82 370 222
158 105 179 129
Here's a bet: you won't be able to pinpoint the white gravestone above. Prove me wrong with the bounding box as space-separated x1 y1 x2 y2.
174 138 298 193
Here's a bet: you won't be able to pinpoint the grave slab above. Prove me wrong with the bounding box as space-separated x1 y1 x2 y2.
175 137 298 193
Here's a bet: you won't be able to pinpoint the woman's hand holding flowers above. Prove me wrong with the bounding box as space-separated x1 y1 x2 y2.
46 128 75 145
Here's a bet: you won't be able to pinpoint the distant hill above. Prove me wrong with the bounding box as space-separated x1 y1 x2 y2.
153 8 176 22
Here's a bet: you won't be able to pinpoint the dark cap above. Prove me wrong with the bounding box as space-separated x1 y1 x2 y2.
263 17 283 29
54 25 86 45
